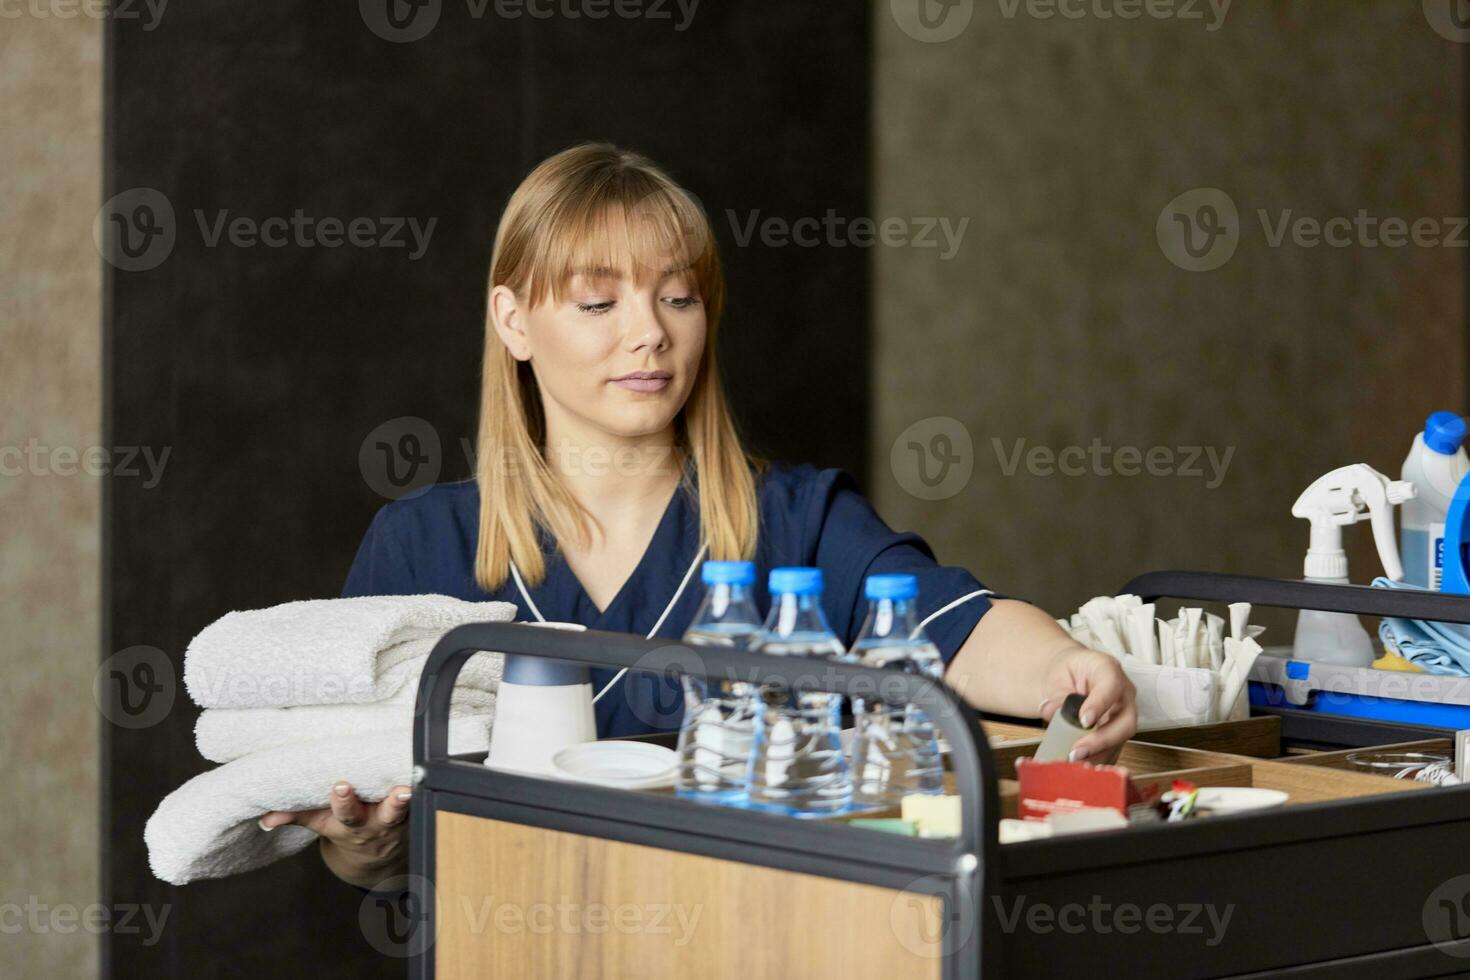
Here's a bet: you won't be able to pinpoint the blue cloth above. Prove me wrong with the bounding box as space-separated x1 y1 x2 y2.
342 462 1002 737
1372 576 1470 676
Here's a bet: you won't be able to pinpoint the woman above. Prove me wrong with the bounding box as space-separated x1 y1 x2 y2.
259 144 1138 887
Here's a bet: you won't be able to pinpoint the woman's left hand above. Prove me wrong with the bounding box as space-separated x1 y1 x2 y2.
1038 645 1137 763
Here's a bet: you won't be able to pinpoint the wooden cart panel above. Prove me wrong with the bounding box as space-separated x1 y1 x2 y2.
434 812 944 980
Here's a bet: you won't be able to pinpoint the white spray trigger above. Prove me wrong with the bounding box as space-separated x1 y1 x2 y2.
1291 464 1416 582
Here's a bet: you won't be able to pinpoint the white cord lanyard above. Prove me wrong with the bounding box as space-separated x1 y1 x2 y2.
510 542 709 703
913 589 994 638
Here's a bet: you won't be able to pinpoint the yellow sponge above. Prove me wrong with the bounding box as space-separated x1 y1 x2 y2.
1374 649 1424 673
901 794 962 838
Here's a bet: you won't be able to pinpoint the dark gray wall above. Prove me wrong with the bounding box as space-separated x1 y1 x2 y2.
103 3 870 977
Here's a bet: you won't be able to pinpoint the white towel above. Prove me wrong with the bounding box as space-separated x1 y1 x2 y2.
145 717 491 885
194 652 502 763
183 595 517 709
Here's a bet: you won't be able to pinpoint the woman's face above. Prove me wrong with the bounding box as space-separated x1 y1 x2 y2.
493 254 707 444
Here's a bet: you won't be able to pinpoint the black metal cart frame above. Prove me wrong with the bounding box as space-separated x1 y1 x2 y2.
408 573 1470 978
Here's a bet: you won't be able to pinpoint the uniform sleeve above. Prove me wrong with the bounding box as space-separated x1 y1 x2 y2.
807 470 1010 665
341 505 418 598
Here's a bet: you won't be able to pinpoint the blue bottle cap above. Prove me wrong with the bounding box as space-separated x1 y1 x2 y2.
768 566 823 596
865 573 918 601
701 560 756 586
1425 411 1468 455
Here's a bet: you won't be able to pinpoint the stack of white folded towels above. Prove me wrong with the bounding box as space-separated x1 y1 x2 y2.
145 594 516 885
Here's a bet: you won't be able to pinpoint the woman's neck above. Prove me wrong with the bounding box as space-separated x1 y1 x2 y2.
542 416 683 525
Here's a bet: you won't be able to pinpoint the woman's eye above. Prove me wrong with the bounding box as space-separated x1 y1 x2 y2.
662 296 700 310
575 301 614 315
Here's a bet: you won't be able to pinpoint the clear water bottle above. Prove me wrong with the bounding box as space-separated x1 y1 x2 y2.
848 574 945 809
746 567 853 816
675 561 762 803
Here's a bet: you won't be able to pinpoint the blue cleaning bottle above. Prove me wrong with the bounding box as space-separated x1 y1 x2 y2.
847 574 946 808
1401 411 1470 589
746 567 853 816
674 561 763 803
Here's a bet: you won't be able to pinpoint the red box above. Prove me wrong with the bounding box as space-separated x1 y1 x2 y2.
1015 757 1153 822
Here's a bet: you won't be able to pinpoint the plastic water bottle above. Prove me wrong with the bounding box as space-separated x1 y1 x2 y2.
675 561 762 803
1401 411 1470 589
746 567 853 816
847 574 945 808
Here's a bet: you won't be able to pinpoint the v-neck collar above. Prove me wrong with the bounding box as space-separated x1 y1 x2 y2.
531 480 701 634
570 483 681 619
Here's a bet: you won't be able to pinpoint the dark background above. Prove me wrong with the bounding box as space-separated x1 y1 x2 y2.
103 3 870 976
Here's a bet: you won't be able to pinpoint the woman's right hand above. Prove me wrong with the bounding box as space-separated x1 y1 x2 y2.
259 781 413 888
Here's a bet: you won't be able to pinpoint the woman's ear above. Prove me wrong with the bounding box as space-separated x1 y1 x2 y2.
489 284 532 361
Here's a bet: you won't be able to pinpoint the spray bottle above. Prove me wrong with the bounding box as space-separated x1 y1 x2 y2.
1291 464 1416 666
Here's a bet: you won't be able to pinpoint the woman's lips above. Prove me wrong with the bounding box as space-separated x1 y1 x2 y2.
610 372 672 392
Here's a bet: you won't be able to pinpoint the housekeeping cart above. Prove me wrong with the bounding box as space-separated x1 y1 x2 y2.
407 572 1470 979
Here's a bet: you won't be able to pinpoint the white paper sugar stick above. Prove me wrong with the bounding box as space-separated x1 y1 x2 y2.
1228 603 1251 642
1094 618 1129 659
1130 603 1159 665
1214 642 1236 721
1081 597 1119 651
1184 608 1204 669
1218 637 1263 722
1158 619 1176 668
1176 615 1192 668
1080 595 1115 623
1206 612 1225 671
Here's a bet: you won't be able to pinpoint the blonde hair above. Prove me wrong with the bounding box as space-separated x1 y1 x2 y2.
476 143 761 591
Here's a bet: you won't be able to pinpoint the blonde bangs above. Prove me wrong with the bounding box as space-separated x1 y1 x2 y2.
476 143 757 593
518 179 722 321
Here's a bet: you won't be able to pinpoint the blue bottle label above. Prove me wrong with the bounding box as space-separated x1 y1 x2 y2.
1432 521 1446 591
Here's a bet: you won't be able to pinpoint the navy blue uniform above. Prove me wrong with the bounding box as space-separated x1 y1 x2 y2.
342 463 999 737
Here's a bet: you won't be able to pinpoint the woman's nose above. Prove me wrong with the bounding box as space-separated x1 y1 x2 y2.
624 299 670 353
